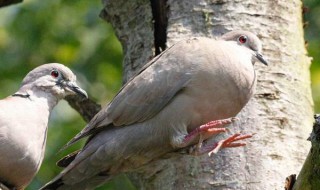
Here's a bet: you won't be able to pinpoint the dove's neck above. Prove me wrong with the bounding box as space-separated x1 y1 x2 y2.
15 85 60 112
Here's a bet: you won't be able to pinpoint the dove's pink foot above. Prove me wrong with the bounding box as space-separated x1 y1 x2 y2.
182 117 238 146
192 133 254 156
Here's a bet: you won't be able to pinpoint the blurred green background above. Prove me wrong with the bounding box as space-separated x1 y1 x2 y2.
0 0 319 189
305 0 320 111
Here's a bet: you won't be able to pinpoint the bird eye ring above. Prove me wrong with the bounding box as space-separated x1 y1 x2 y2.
238 35 247 44
51 70 59 78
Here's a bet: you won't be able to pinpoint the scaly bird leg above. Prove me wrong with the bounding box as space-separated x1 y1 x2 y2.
182 117 238 148
193 133 255 156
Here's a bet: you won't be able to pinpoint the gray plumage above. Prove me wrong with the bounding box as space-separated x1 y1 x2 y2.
0 63 87 190
41 30 267 190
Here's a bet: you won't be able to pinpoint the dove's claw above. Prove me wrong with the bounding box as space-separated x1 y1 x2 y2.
181 117 238 147
190 133 254 156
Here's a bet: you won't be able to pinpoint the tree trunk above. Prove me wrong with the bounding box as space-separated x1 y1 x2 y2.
101 0 313 189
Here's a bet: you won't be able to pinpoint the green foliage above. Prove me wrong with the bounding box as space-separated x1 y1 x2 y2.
304 0 320 112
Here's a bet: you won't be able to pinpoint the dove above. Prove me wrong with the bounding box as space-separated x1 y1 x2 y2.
41 30 268 190
0 63 87 190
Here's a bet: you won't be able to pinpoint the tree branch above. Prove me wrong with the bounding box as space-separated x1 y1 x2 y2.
293 114 320 189
65 96 101 123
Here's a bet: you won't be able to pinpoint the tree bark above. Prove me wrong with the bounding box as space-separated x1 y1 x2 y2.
100 0 154 84
100 0 313 189
293 115 320 190
65 96 101 123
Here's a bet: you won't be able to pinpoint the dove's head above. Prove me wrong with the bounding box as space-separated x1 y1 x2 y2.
220 30 268 66
19 63 88 99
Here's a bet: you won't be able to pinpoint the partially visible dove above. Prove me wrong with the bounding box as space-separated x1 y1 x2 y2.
0 63 87 190
42 30 268 190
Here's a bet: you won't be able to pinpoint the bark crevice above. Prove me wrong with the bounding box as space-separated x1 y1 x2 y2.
150 0 168 55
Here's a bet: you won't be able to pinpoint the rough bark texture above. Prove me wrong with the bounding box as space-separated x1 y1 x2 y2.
100 0 154 84
65 96 101 123
293 115 320 190
100 0 313 189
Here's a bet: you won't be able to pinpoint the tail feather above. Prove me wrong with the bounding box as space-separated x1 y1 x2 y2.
59 129 94 152
40 178 64 190
59 123 109 152
56 150 80 168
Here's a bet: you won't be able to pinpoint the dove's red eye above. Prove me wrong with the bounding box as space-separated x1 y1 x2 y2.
51 70 59 78
238 35 247 44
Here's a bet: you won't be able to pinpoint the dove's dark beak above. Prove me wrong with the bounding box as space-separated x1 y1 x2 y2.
255 52 268 66
66 82 88 99
57 80 88 99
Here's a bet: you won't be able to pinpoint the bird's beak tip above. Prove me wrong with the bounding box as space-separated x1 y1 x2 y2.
66 82 88 99
255 52 268 66
74 86 88 99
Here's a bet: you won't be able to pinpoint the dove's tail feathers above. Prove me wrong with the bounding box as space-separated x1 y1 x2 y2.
56 150 80 168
